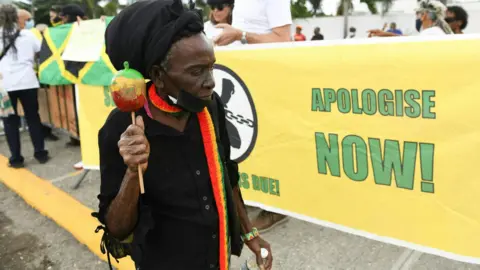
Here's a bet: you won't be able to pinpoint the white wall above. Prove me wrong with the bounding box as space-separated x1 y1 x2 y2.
293 10 480 40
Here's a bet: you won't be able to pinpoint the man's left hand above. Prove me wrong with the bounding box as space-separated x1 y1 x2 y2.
214 24 242 46
245 237 273 270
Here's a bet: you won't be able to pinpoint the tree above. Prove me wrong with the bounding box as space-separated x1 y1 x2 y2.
336 0 353 16
337 0 395 16
362 0 378 14
308 0 322 16
290 0 312 19
379 0 394 15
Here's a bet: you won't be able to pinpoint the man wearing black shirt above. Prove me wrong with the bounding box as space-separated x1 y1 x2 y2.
311 27 324 41
97 1 272 269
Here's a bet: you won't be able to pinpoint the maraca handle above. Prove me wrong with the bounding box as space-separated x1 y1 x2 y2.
131 112 146 194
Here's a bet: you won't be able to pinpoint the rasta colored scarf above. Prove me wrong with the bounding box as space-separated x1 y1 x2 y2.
147 84 230 269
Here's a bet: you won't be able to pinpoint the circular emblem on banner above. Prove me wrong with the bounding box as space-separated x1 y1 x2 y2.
213 64 258 163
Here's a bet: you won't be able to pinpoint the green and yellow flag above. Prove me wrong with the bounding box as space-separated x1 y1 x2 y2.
38 17 116 86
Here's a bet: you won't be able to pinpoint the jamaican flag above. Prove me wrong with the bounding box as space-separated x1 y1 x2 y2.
39 17 117 86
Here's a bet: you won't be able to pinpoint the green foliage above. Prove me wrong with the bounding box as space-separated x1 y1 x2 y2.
337 0 394 15
336 0 354 16
308 0 322 16
361 0 378 14
290 0 312 19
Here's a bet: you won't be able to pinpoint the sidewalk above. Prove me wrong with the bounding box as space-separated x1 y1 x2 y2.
1 132 480 270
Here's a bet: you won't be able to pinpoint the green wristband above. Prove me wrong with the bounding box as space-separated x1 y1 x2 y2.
241 227 259 242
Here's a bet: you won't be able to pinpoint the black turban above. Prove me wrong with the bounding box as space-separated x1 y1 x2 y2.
105 0 204 79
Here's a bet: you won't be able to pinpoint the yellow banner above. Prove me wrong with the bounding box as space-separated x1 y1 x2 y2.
77 36 480 263
77 85 115 167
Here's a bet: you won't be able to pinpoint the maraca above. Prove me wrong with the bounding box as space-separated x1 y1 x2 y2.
110 61 147 194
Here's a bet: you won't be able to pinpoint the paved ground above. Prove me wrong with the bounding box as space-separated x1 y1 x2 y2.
0 183 107 270
1 131 480 270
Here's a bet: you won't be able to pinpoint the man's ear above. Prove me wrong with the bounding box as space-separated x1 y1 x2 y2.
150 65 165 89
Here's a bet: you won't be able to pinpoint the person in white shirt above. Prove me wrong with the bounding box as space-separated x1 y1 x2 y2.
204 0 234 41
214 0 292 233
369 0 452 37
213 0 292 46
415 0 452 35
0 5 49 168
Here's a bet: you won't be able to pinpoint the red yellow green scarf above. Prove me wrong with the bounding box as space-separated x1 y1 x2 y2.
148 85 230 269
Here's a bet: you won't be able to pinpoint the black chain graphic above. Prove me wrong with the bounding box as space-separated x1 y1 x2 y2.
225 109 254 128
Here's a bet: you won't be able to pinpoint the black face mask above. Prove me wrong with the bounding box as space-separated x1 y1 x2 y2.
415 18 422 32
161 70 212 113
168 89 211 113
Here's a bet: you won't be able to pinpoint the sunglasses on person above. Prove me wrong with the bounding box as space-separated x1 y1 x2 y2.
209 4 230 11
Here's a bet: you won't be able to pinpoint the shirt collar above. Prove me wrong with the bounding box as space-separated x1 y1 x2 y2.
138 107 187 137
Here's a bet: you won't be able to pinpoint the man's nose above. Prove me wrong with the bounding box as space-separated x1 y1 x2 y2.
204 70 215 90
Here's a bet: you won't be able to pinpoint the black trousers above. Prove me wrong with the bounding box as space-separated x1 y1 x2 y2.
2 88 47 163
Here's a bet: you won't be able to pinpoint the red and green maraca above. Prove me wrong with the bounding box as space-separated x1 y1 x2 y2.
109 61 146 194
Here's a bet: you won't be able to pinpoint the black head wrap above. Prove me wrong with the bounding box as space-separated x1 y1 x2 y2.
105 0 204 79
60 4 85 23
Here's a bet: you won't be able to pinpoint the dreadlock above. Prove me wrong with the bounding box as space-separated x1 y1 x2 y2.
0 4 19 55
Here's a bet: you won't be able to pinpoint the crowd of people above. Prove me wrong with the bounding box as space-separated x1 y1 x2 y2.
368 1 468 37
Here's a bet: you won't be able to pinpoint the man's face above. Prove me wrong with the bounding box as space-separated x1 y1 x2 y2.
446 10 461 32
157 34 216 101
296 28 301 34
49 11 57 20
18 12 31 30
390 23 396 29
418 11 428 24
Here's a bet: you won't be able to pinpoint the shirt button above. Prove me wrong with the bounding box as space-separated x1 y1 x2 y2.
209 264 215 269
203 196 208 201
196 170 201 175
212 234 217 239
205 205 210 210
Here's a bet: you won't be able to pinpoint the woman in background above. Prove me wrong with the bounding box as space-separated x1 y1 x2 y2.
204 0 234 40
0 5 49 168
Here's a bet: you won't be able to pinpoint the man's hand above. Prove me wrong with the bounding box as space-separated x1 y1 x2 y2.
368 29 400 37
118 115 150 173
214 23 242 46
245 237 273 270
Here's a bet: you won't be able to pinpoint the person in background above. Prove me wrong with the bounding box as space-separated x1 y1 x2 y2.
386 22 402 35
17 9 34 30
346 27 356 38
59 4 87 24
213 0 291 46
446 6 468 34
369 0 452 37
311 27 324 41
294 25 306 41
19 9 58 141
18 10 60 141
415 0 452 35
50 6 62 27
0 5 50 168
213 0 292 233
204 0 234 40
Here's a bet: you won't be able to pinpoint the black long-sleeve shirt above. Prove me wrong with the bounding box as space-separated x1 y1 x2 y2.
97 93 242 270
